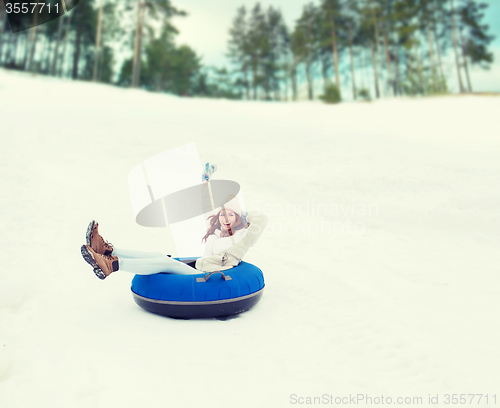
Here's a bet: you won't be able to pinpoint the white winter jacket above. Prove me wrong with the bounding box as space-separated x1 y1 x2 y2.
195 211 268 272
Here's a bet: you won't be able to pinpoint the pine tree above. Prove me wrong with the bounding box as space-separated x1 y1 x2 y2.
50 12 65 75
320 0 342 90
343 0 361 100
449 0 465 92
94 1 120 83
130 0 186 88
457 0 494 92
227 6 251 99
263 6 287 100
0 11 7 64
376 0 398 95
428 0 449 92
70 0 97 79
93 0 104 81
358 1 380 98
248 3 267 99
58 9 73 77
292 3 320 100
418 0 439 92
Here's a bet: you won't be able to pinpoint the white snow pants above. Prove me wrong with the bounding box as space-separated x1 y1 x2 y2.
113 247 199 275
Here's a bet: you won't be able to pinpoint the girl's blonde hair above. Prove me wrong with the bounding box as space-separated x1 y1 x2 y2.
202 210 249 243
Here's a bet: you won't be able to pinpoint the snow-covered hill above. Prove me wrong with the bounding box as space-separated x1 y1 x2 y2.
0 69 499 408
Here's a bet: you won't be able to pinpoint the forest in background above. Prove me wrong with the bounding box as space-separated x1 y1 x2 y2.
0 0 495 101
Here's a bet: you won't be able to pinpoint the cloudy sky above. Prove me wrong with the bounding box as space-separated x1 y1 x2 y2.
172 0 500 93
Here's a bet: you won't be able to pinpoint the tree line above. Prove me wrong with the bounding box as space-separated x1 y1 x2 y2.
0 0 214 95
0 0 494 101
227 0 495 101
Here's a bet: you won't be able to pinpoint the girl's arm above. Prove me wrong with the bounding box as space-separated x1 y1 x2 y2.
202 235 217 257
226 211 268 259
195 211 268 272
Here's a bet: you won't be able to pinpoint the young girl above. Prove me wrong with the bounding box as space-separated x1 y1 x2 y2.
81 199 267 280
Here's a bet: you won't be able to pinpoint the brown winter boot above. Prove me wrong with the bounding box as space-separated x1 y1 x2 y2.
81 245 119 280
86 220 113 255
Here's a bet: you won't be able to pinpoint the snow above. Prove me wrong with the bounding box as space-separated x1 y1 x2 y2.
0 68 499 408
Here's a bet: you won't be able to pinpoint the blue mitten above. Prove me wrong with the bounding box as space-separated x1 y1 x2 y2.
202 162 217 182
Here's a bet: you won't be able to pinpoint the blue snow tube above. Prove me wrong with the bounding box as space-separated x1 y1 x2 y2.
131 261 265 319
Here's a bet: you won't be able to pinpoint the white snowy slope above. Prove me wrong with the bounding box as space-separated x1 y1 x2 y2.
0 68 499 408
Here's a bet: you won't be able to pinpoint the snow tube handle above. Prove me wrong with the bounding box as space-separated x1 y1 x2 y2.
196 271 232 283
